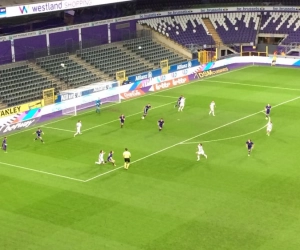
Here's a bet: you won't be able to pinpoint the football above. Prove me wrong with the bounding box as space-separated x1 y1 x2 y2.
142 116 144 119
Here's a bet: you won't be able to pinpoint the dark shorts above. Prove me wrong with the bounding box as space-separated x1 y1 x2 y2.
124 158 130 163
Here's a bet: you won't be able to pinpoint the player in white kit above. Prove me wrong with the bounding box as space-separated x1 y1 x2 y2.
178 97 185 112
95 150 106 164
74 120 82 137
209 101 216 116
196 143 207 161
266 119 273 136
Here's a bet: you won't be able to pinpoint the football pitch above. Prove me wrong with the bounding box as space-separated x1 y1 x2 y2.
1 65 300 250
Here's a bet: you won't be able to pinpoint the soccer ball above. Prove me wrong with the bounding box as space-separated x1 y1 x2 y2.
142 116 144 119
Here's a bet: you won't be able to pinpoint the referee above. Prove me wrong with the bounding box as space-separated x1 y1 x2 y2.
123 148 131 170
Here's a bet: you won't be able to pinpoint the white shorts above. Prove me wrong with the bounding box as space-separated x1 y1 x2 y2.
99 157 104 162
76 128 81 133
210 108 214 111
197 150 205 155
267 127 272 132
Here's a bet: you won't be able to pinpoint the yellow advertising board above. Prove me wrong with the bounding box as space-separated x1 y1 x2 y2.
0 99 44 118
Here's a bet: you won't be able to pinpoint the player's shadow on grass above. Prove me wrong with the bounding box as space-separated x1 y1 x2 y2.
56 137 73 143
79 165 106 176
94 128 120 136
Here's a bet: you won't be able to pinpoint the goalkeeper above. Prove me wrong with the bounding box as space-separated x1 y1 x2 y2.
96 99 101 113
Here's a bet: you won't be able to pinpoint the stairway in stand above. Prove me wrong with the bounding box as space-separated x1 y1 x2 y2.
202 18 224 46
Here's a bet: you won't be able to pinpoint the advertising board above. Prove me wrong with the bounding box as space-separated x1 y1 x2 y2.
168 59 200 73
5 0 132 18
127 68 162 83
0 100 43 118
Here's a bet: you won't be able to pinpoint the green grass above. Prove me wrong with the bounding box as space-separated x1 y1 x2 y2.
1 65 300 250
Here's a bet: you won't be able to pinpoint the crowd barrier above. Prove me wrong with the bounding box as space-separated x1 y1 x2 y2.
0 55 299 134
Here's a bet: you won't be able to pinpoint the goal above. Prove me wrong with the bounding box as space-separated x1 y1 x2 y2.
62 93 121 116
61 84 120 116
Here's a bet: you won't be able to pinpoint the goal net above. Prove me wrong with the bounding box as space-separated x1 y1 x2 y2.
61 81 120 116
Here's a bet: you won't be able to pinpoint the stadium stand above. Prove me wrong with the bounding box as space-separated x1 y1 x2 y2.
139 12 260 46
77 44 153 78
0 62 55 107
211 12 260 44
36 53 101 88
2 0 300 109
123 37 188 66
260 12 300 45
138 16 215 47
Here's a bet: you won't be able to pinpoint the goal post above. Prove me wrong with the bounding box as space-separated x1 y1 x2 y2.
198 50 209 64
60 83 121 116
116 70 126 85
61 94 121 116
160 59 169 74
43 88 55 106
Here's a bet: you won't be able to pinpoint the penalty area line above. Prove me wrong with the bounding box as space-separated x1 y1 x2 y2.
205 80 300 92
84 95 300 182
152 94 178 99
180 125 267 145
83 101 174 132
42 126 74 133
0 161 85 182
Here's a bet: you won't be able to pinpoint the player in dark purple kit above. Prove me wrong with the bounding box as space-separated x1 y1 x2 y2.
119 114 125 128
174 95 183 108
142 104 151 119
33 128 44 143
265 104 271 120
107 151 116 166
246 139 254 156
2 137 7 153
158 118 165 131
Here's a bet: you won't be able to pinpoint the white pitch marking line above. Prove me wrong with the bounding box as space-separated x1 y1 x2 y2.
42 126 74 133
0 161 85 182
152 94 178 99
0 66 252 182
6 65 252 138
84 95 300 182
83 101 174 132
205 80 300 91
180 125 266 145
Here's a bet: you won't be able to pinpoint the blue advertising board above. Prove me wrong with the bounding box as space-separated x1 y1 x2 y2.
168 59 200 73
128 68 162 82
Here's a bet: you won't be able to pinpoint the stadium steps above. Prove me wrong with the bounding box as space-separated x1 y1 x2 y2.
202 18 224 46
69 54 111 81
31 63 67 91
202 18 237 54
114 43 157 70
0 103 7 109
256 15 262 45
